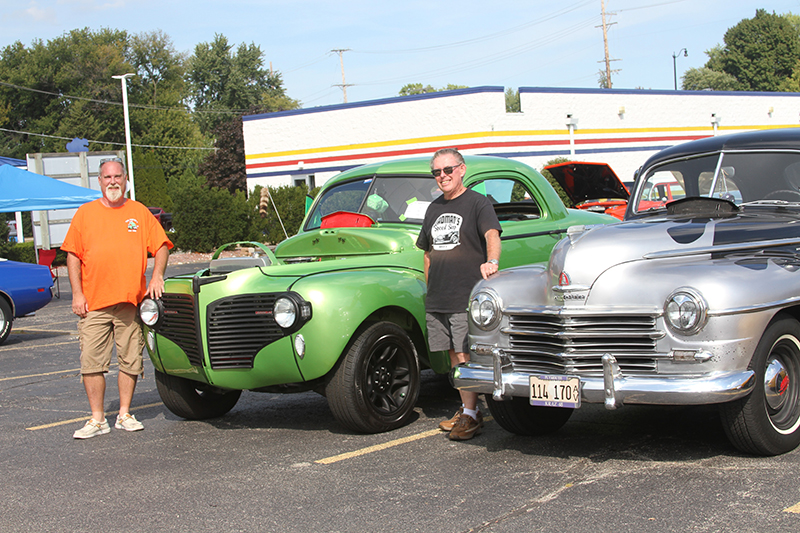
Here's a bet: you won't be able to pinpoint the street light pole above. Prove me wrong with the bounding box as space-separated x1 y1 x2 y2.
112 73 136 201
672 48 687 90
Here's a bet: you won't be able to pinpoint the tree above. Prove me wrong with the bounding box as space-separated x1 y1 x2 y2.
682 67 741 91
198 114 246 192
505 87 520 113
398 83 468 96
0 28 130 158
132 150 173 211
713 10 800 91
186 34 299 135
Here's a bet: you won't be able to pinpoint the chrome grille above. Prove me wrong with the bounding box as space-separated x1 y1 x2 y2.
504 312 665 376
206 294 286 369
159 293 203 367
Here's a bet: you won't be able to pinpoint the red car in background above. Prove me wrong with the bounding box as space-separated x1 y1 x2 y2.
148 207 173 230
544 161 630 220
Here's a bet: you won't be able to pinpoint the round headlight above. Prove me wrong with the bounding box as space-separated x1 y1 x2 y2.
139 298 161 327
470 290 502 330
665 288 707 335
274 297 298 329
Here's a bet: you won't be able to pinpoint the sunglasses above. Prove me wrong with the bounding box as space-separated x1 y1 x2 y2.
431 163 462 178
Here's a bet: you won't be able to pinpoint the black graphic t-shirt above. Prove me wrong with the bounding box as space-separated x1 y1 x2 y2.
416 189 501 313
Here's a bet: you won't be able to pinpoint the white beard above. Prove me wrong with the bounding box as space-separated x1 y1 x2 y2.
106 186 123 203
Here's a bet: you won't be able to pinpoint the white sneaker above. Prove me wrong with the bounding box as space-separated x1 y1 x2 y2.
73 418 111 439
115 413 144 432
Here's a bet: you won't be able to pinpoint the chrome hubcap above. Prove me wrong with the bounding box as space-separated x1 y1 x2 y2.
765 358 790 411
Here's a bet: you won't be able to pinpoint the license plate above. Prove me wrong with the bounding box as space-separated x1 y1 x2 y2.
529 375 581 409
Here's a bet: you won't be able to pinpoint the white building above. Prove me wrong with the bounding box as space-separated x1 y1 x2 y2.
242 86 800 190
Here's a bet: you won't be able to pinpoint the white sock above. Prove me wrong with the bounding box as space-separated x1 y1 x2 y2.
463 407 478 421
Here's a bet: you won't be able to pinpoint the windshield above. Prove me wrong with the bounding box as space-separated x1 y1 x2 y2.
305 175 442 230
631 151 800 214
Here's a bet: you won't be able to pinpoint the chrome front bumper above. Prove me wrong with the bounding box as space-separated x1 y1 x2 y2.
452 352 756 408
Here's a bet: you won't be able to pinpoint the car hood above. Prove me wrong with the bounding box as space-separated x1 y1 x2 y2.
275 225 421 260
545 162 629 205
553 211 800 290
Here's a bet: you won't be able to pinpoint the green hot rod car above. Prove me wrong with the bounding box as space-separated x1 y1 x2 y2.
140 155 616 433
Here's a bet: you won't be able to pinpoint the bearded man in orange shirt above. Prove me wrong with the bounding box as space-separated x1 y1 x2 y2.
62 157 173 439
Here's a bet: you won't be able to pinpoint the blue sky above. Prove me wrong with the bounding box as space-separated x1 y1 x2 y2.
2 0 800 109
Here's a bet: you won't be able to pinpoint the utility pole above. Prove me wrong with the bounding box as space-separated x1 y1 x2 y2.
331 49 353 103
598 0 619 88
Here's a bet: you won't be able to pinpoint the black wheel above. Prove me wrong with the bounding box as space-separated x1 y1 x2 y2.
486 395 573 436
720 315 800 456
326 322 420 433
0 298 12 345
154 369 241 420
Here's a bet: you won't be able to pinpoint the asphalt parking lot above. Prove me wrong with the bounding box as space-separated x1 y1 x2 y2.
2 260 800 532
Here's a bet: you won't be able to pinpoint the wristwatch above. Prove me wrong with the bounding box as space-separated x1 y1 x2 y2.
488 259 499 265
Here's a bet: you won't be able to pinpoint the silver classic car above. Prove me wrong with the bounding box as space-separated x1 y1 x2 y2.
454 128 800 455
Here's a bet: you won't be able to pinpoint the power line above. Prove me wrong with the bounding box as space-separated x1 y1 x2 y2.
0 80 246 115
0 127 215 151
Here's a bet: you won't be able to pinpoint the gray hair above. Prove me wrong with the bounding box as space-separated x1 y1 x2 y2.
99 157 127 175
430 148 464 168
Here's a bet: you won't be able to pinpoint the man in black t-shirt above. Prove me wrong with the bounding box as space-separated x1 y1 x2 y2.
416 148 502 441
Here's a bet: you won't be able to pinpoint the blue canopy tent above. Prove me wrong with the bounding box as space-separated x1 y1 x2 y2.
0 163 100 213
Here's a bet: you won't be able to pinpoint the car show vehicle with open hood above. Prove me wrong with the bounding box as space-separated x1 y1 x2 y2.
544 161 630 220
140 156 616 433
455 128 800 455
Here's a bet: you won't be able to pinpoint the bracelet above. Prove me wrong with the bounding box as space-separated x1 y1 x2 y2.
488 259 499 265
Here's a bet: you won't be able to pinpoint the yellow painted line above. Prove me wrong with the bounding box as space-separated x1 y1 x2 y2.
784 502 800 513
11 329 74 335
0 338 78 351
0 368 80 382
315 415 494 465
246 124 800 161
26 402 163 431
316 428 442 464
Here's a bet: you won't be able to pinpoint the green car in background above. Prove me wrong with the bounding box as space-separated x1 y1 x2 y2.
140 155 616 433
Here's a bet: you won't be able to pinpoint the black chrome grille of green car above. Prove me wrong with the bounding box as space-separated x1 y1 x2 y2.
159 293 204 367
206 294 286 369
505 313 665 376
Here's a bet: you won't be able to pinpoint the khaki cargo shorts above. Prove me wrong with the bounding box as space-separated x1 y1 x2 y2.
77 303 144 376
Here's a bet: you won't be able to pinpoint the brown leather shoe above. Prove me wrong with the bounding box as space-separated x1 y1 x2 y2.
448 411 483 440
439 407 463 431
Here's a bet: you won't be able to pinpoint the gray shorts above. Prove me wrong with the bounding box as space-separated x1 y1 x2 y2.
426 312 469 353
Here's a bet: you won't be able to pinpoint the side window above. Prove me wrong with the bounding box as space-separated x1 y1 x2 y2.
470 178 540 221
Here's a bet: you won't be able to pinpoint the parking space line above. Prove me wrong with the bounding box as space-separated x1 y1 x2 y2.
0 339 78 351
315 415 494 465
316 428 442 464
25 402 163 431
784 502 800 513
0 368 80 382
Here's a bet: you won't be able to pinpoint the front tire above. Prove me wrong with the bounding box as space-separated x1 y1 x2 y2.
326 322 420 433
720 315 800 456
486 395 573 436
0 298 11 345
154 369 242 420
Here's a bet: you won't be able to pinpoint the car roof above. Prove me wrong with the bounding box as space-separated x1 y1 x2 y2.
327 155 538 185
641 127 800 172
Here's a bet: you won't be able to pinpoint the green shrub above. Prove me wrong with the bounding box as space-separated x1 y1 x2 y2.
248 184 313 245
169 172 249 252
0 241 36 263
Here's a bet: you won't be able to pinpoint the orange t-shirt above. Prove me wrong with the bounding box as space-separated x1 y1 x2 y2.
61 199 173 311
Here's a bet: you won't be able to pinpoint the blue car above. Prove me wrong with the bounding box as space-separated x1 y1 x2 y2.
0 258 54 344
